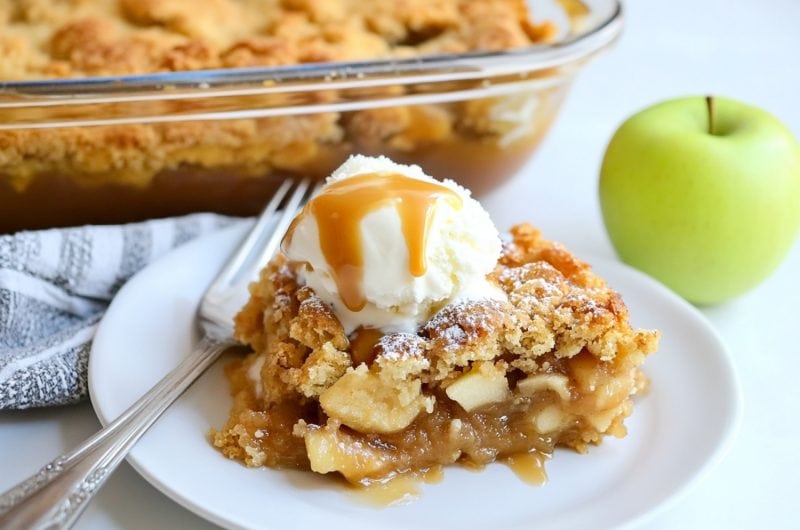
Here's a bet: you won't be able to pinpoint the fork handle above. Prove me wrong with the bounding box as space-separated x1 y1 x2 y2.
0 336 231 530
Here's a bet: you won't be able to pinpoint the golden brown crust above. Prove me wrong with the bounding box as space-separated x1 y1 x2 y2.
0 1 556 194
213 224 660 476
2 0 554 80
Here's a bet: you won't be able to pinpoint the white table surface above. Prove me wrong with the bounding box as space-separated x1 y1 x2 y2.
2 0 799 528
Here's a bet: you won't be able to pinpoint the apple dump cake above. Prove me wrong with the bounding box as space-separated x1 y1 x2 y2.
210 156 659 488
0 0 563 232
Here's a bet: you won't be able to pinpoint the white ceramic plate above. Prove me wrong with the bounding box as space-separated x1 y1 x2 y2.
90 223 741 530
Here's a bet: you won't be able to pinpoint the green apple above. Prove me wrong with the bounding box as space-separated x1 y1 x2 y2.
599 96 800 305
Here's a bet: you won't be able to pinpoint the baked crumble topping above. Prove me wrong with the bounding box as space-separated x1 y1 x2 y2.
1 0 554 79
0 1 561 233
211 224 659 484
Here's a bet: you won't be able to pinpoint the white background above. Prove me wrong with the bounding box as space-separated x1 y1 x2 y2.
2 0 799 528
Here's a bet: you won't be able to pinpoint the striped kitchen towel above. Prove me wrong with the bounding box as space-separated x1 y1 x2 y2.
0 213 239 409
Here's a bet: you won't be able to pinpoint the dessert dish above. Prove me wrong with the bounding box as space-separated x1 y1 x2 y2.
0 0 562 232
211 155 659 490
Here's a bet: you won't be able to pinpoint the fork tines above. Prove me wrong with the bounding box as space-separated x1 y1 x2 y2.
211 177 320 290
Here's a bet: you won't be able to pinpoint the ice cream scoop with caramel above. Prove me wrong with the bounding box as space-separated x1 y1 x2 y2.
281 155 504 334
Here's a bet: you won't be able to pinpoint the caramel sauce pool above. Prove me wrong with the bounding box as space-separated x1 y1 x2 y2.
349 327 384 366
349 467 444 507
348 458 547 507
282 172 462 311
503 451 549 486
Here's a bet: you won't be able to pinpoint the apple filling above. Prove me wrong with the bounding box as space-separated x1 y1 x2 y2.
211 224 659 485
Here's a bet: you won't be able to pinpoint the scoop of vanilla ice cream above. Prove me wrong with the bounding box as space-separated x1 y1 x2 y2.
282 155 503 334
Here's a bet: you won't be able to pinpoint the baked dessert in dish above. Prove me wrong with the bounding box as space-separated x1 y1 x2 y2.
0 0 562 232
211 156 659 491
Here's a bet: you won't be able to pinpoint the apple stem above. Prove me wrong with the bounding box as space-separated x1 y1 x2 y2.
706 95 715 135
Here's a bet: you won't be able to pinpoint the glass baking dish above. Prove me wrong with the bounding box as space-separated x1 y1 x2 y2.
0 0 621 233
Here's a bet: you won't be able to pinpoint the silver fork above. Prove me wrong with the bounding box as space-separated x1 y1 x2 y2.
0 178 318 530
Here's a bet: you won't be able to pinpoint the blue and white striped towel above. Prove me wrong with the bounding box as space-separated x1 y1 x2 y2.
0 213 237 409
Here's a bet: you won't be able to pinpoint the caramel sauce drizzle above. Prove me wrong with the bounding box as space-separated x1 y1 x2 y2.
282 172 463 312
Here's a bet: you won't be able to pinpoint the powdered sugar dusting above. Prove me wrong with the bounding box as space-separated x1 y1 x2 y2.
374 333 426 361
299 294 332 315
440 326 468 348
424 299 505 352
